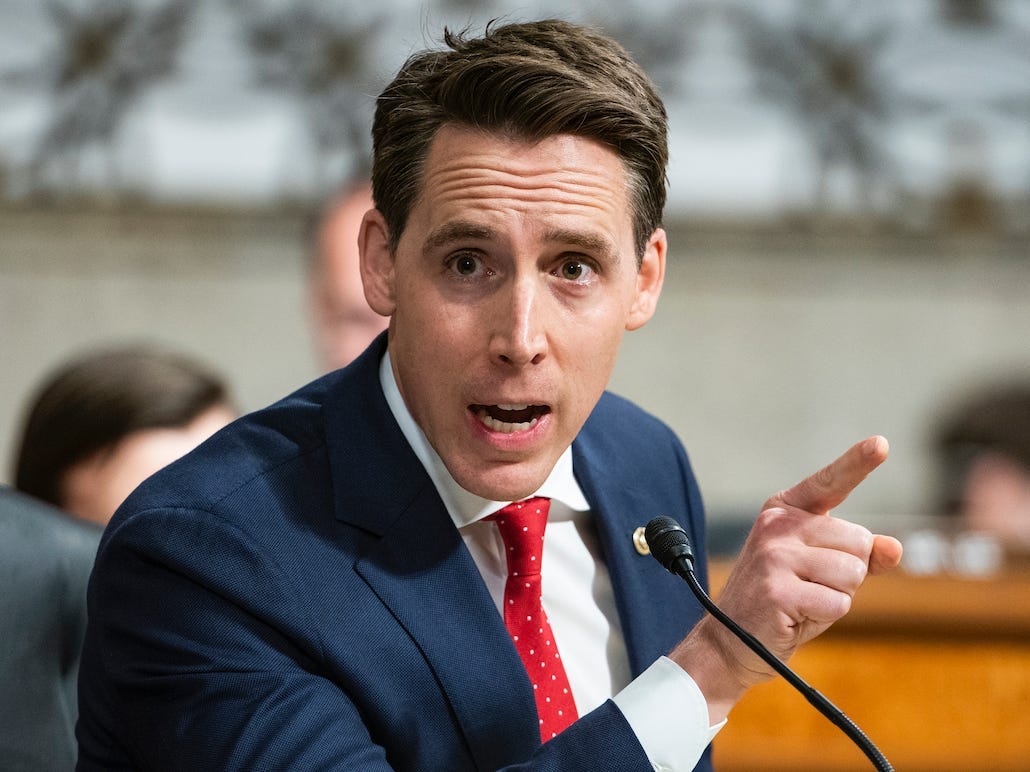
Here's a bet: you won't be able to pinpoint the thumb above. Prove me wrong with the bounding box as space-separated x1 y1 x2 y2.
869 533 904 575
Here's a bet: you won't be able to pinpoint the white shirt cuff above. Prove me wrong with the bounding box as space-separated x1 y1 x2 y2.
612 656 726 771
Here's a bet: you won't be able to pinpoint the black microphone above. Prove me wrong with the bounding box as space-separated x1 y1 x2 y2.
644 516 894 772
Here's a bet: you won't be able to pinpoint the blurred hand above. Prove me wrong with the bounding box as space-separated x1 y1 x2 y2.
671 436 903 722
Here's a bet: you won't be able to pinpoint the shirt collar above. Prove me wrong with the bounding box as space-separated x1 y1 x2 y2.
379 351 590 529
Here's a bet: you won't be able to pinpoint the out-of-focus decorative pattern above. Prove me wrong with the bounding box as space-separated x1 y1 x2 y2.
2 0 198 200
237 1 387 190
0 0 1027 235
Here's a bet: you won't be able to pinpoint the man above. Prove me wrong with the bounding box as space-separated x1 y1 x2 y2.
1 487 101 771
77 20 902 770
308 179 390 371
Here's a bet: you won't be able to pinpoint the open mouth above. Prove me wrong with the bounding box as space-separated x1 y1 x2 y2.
470 403 551 434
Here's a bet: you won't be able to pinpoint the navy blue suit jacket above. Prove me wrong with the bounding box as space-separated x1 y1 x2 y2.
77 336 713 771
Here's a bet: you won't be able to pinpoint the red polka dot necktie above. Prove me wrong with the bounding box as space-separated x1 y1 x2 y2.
488 497 579 741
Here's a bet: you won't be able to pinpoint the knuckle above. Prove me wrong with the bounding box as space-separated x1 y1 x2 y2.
754 506 790 533
813 588 851 623
835 591 853 619
751 533 788 568
823 591 852 621
763 575 791 609
859 527 875 556
849 524 875 560
844 554 868 587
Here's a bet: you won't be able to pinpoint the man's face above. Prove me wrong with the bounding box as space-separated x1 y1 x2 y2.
361 125 665 501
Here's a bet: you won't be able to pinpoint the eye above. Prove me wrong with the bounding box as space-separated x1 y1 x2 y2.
558 260 591 282
448 253 483 278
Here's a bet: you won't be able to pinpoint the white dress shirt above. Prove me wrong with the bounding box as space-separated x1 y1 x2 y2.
379 352 722 770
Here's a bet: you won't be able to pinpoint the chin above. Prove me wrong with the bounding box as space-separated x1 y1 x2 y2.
456 464 548 503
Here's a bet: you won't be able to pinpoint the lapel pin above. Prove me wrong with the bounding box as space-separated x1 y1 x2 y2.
632 526 650 556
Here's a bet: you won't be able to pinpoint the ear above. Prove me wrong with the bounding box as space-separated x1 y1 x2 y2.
625 227 666 331
359 208 397 317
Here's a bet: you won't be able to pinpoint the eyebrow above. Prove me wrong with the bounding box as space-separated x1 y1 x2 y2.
543 228 616 263
423 221 495 255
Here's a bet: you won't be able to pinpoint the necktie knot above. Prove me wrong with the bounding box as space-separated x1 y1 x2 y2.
489 497 549 578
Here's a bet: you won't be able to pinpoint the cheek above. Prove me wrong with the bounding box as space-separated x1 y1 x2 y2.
572 309 626 370
561 332 623 402
395 285 482 364
393 282 451 340
392 342 459 432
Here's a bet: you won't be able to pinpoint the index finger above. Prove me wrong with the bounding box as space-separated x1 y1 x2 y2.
770 435 889 516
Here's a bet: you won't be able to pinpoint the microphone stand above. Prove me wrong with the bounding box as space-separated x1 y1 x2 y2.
645 516 894 772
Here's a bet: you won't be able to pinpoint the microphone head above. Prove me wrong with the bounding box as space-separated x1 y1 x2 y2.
645 516 695 574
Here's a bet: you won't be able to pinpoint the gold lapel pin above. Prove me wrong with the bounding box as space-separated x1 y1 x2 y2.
632 526 650 556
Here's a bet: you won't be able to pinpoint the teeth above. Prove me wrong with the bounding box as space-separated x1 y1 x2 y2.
475 408 539 434
496 403 529 411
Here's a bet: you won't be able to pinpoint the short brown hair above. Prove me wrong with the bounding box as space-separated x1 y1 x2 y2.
370 18 668 261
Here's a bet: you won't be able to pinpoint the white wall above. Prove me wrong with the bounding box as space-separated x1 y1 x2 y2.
611 229 1030 532
3 208 1029 538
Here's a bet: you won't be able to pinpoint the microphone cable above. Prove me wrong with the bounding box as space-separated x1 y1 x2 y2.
645 516 894 772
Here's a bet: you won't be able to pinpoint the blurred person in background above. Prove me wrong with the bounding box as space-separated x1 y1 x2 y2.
13 344 236 527
933 381 1030 556
307 177 389 372
0 487 100 772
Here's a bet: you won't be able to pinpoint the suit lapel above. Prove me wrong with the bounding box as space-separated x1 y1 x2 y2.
572 412 707 677
354 491 540 769
324 338 540 769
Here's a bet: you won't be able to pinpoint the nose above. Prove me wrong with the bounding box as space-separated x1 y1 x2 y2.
488 275 547 367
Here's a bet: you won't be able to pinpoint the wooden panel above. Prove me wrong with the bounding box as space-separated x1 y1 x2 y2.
706 562 1030 770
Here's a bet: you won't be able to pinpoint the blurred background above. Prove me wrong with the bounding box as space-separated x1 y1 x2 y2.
2 0 1029 543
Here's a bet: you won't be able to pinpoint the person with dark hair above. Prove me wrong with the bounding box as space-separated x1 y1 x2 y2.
77 20 901 771
0 487 100 771
307 178 389 372
14 345 236 526
933 381 1030 552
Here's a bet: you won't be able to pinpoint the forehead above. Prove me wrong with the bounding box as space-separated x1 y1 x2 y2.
408 125 634 244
